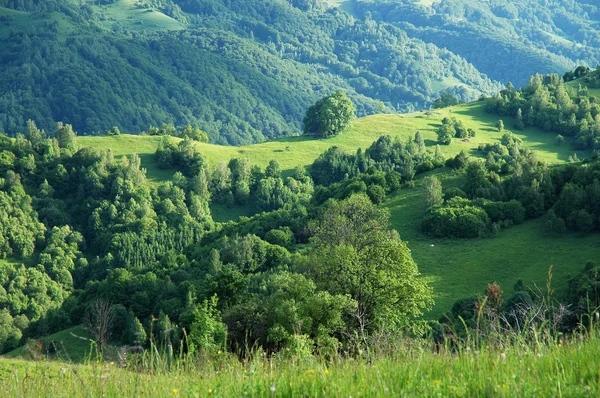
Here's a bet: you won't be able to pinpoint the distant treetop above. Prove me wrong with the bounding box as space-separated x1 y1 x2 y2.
303 92 355 138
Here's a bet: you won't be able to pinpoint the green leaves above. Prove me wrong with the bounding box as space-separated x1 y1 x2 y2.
303 92 355 138
309 194 433 332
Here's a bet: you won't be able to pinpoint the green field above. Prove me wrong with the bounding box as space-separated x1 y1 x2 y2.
1 332 599 396
5 326 93 363
0 0 183 38
75 100 596 318
385 171 600 318
77 101 588 177
90 0 184 33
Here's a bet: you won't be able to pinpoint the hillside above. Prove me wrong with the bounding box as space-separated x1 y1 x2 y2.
0 0 501 144
77 101 589 175
76 99 599 318
352 0 600 86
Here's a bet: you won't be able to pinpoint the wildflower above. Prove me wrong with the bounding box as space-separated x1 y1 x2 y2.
208 388 213 394
558 343 562 348
324 369 329 375
485 345 490 349
270 385 276 393
217 350 222 355
500 353 506 361
172 389 179 394
578 334 583 342
110 362 115 366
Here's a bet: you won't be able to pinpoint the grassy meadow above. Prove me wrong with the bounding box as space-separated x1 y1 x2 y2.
4 326 93 364
78 101 589 178
90 0 184 33
1 331 599 397
75 100 598 318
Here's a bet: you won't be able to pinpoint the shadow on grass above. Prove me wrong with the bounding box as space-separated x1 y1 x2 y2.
275 135 319 144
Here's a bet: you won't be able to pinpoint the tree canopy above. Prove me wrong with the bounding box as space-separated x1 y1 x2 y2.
303 92 356 138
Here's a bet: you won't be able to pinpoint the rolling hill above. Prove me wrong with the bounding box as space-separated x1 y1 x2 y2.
76 99 599 318
0 0 501 144
352 0 600 86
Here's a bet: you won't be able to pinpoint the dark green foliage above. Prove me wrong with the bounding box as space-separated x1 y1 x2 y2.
485 71 600 150
432 92 462 109
264 227 295 249
303 92 355 138
366 184 386 204
422 198 491 238
311 134 445 187
0 0 500 143
446 150 468 170
566 262 600 312
353 1 600 87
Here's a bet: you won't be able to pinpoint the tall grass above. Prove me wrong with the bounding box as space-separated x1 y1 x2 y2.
2 314 599 397
0 334 598 396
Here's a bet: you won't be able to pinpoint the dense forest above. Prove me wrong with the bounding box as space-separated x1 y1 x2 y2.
0 118 440 354
354 0 600 86
1 1 600 370
1 0 502 144
1 87 599 354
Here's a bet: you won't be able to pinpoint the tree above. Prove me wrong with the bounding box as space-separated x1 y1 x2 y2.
432 92 461 109
105 126 121 136
85 299 116 350
55 122 77 152
515 108 524 130
308 194 433 337
423 176 443 209
437 118 455 145
303 92 355 138
414 131 425 152
182 125 209 142
496 120 504 132
265 160 281 178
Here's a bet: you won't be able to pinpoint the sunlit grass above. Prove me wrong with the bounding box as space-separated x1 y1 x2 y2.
1 331 599 396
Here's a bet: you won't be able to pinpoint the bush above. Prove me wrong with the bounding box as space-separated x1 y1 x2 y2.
367 184 386 204
422 201 490 238
264 227 295 249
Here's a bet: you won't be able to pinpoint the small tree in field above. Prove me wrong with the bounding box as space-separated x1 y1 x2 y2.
303 92 355 138
423 176 443 209
496 119 505 132
85 299 116 350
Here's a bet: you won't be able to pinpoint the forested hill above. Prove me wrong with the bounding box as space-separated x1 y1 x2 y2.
352 0 600 87
0 0 504 144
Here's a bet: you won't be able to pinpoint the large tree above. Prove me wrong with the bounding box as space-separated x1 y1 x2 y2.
308 194 433 338
303 92 355 138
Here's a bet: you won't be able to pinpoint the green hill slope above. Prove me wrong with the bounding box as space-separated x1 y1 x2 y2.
4 326 93 363
76 99 597 317
0 0 501 144
353 0 600 86
78 101 588 174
